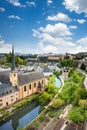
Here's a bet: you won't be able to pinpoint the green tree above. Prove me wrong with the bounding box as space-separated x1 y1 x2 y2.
60 59 74 67
68 107 87 123
15 56 23 66
45 84 58 96
78 100 87 108
6 53 12 63
39 92 53 105
52 99 63 109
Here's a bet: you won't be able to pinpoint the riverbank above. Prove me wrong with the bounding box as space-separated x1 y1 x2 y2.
23 69 87 130
22 74 63 130
0 94 39 123
0 101 40 130
0 74 62 130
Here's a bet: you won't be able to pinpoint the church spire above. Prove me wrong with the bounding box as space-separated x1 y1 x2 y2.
11 45 15 71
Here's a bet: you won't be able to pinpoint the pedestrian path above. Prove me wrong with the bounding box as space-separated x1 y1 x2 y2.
77 69 87 90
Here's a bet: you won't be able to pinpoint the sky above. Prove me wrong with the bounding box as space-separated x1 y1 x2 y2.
0 0 87 54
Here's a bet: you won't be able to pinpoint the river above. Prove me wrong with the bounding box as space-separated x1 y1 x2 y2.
54 77 61 87
0 101 40 130
0 77 61 130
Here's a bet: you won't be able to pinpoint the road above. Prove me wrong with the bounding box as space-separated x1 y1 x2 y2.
77 69 87 90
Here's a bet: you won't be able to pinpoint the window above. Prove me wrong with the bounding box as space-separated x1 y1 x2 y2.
6 91 8 94
2 92 4 95
24 86 26 91
6 102 8 106
0 99 2 102
0 103 2 106
29 84 31 89
34 83 36 88
10 90 12 93
11 99 13 102
14 73 16 76
10 95 13 98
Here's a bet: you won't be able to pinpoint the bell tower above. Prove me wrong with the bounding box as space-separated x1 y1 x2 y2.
10 45 18 86
11 45 15 71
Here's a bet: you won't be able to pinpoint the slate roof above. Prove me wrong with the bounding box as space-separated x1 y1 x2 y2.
0 71 10 84
18 71 44 86
0 83 18 97
0 70 44 90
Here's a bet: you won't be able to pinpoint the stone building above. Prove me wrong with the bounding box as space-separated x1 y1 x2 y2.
62 67 69 79
0 46 45 109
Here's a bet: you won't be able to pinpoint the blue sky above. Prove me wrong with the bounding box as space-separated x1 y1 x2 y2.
0 0 87 54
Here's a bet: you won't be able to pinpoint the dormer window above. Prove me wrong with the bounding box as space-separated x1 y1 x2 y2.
2 92 4 95
6 91 8 94
10 90 12 93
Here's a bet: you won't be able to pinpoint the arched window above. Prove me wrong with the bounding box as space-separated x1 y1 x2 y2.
34 83 36 88
29 84 31 89
24 86 26 91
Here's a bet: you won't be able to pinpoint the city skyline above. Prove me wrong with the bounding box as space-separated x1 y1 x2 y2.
0 0 87 54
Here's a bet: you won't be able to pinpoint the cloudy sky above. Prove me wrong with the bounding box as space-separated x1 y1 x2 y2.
0 0 87 54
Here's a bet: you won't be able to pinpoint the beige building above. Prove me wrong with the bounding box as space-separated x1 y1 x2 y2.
0 46 45 109
0 71 45 109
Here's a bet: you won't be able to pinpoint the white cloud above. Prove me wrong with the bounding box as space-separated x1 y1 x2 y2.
8 15 23 20
0 7 5 12
7 0 26 7
69 25 77 29
47 0 53 5
66 36 87 54
26 1 36 7
47 12 72 22
0 40 12 53
77 19 86 24
32 21 87 54
32 22 78 54
38 42 58 53
77 36 87 46
39 23 72 37
63 0 87 14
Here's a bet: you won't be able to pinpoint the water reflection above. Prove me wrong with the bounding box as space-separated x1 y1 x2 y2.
54 77 61 87
0 102 40 130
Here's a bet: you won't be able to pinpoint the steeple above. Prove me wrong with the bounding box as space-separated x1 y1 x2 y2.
11 45 15 71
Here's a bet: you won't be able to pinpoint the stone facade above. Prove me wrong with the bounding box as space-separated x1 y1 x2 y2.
0 91 19 109
0 71 45 109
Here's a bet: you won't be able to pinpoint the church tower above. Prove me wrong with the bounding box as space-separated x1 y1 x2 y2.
11 45 15 71
10 45 18 86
